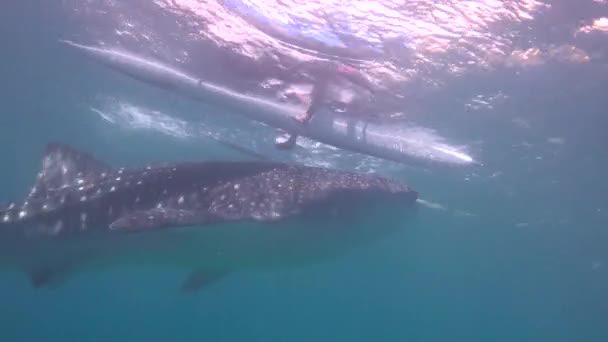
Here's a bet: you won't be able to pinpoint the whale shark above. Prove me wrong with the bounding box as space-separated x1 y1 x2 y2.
61 40 479 168
0 143 419 291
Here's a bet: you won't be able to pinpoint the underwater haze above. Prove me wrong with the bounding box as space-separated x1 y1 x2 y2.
1 0 608 341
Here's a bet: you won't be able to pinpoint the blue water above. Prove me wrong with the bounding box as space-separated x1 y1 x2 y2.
2 1 608 341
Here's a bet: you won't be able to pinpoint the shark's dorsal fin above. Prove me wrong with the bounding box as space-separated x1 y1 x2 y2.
180 269 229 293
29 143 113 198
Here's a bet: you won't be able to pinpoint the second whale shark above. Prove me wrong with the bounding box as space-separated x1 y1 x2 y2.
0 143 419 291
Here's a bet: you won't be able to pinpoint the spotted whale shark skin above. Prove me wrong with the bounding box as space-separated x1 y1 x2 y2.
0 143 418 291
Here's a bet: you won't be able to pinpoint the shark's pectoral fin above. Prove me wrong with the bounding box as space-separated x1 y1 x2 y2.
29 269 60 288
26 263 73 288
180 269 229 293
109 208 213 232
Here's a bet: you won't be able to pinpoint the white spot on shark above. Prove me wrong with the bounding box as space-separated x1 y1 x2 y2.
234 184 240 190
80 195 87 202
8 203 15 210
2 214 9 223
135 196 140 203
78 186 85 191
116 177 121 181
157 203 163 209
77 179 84 185
178 196 184 204
42 204 49 211
18 211 27 219
110 186 116 192
101 172 107 178
136 181 142 185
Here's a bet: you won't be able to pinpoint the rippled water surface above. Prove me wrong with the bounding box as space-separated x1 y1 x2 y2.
1 0 608 341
